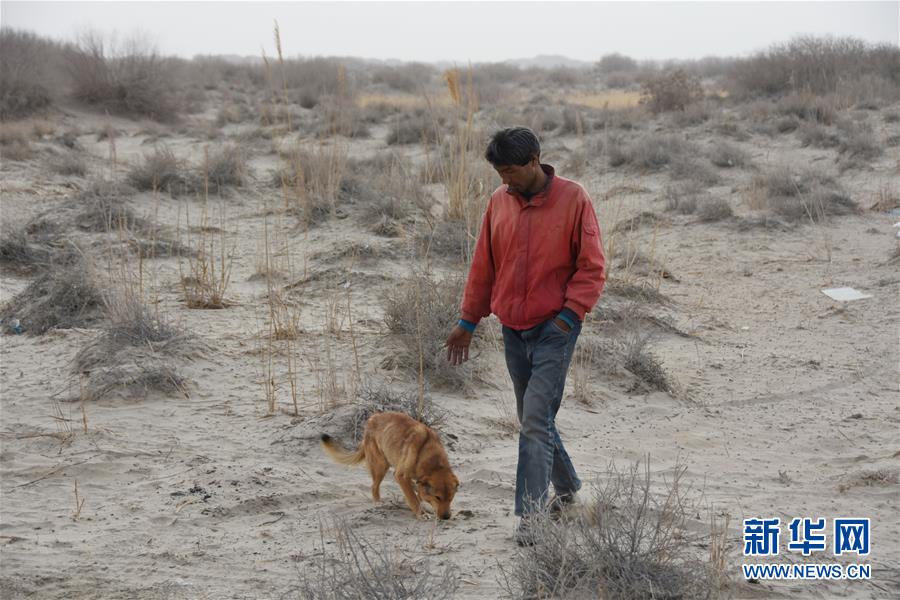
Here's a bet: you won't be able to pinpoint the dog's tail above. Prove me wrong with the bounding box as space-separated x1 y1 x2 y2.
320 434 366 466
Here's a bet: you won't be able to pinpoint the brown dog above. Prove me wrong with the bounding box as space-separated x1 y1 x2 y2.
320 412 459 519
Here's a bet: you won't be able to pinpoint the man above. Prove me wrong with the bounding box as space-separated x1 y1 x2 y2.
445 127 606 545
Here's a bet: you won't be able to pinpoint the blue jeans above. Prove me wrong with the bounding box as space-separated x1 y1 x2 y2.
503 318 582 516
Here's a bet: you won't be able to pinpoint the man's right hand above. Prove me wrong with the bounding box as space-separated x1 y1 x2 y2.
445 325 473 365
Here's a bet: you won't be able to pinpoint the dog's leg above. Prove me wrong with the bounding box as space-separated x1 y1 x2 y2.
395 472 422 518
366 442 389 503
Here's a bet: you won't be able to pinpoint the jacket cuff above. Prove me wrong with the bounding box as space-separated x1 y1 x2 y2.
458 319 477 333
459 311 482 326
562 301 588 321
557 308 580 328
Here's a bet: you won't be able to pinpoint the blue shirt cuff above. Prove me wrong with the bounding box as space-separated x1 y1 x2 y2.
557 308 579 328
458 319 477 333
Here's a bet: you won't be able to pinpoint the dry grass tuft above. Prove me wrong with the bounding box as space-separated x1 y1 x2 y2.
76 179 143 232
73 291 197 401
754 168 858 221
290 519 459 599
0 253 103 335
127 145 184 192
502 458 723 599
383 272 471 389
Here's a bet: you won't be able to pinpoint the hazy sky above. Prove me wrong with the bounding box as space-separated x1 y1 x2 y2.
1 1 897 63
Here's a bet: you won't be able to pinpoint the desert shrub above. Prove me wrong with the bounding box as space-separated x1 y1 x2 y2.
708 140 749 168
127 145 183 192
383 272 470 388
797 122 841 148
279 145 348 224
371 62 435 93
76 179 141 232
0 29 61 119
67 32 180 121
0 255 103 334
696 197 734 222
777 92 839 125
755 168 858 221
596 53 639 74
664 184 700 215
641 69 703 113
290 519 459 600
346 157 429 235
503 459 721 600
623 331 671 393
385 110 438 145
558 105 587 135
712 120 750 141
198 143 249 194
612 133 694 171
727 35 900 100
670 155 720 185
72 291 196 400
669 102 710 128
836 120 883 162
50 151 88 176
414 218 469 261
883 110 900 123
0 221 56 272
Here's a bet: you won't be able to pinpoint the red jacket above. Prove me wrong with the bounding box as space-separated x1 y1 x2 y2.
461 165 606 330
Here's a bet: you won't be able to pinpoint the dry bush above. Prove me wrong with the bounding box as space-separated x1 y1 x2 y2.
50 151 89 176
776 92 839 125
385 110 440 145
502 459 721 600
414 218 469 262
708 140 749 168
290 519 459 600
76 179 142 232
197 144 249 194
754 168 858 221
0 29 61 119
641 68 703 113
669 102 711 128
797 122 841 148
836 120 884 165
0 254 103 334
343 156 429 235
180 203 234 309
0 122 33 159
623 331 671 393
127 145 184 192
277 143 349 225
669 155 720 186
72 290 196 401
609 133 694 171
383 272 471 389
727 35 900 102
371 62 436 93
0 221 55 273
696 197 734 223
67 31 179 122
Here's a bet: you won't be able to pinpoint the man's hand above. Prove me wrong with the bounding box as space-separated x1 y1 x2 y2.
445 325 473 365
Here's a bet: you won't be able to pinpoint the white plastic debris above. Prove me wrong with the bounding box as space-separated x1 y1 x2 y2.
821 287 872 302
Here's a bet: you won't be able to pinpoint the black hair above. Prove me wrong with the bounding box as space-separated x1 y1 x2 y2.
484 127 541 167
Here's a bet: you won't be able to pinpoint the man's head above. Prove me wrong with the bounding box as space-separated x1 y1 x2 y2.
485 127 543 195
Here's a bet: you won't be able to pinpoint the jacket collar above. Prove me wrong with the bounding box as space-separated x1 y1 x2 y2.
508 164 555 207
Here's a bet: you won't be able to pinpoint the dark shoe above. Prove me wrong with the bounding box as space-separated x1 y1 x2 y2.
514 518 537 547
547 493 576 518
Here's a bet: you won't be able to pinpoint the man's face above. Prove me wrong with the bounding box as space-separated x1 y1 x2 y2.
494 156 539 194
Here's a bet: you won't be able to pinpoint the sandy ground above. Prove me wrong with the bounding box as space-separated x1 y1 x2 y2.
1 103 899 599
